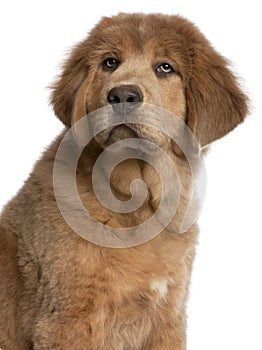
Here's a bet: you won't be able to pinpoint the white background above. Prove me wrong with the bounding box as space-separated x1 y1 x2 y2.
0 1 261 349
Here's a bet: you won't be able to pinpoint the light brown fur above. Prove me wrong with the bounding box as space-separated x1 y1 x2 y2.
0 13 248 349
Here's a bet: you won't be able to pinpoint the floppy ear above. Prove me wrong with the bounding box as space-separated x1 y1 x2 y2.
50 16 113 127
50 45 89 127
185 36 248 147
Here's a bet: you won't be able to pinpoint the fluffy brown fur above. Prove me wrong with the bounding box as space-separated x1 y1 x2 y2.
0 13 247 350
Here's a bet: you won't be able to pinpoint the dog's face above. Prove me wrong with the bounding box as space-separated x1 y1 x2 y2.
51 13 248 148
84 35 186 148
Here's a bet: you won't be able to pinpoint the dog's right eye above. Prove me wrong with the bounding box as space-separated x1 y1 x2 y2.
102 58 119 71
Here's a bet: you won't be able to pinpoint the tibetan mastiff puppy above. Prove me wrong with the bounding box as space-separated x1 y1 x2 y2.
0 13 247 350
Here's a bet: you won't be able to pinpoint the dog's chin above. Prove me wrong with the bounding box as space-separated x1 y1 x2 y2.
94 124 136 146
94 124 159 154
107 125 138 145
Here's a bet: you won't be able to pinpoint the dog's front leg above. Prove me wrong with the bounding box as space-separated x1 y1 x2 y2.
33 316 116 350
144 313 186 350
0 227 29 350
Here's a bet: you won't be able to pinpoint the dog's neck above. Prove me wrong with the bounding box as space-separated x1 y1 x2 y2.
77 143 195 233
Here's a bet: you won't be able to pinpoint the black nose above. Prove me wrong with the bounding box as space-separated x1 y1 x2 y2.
107 85 143 114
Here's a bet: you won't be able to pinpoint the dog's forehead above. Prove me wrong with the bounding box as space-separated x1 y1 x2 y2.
89 15 186 61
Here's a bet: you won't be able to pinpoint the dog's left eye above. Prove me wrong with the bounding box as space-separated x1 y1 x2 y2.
155 63 175 76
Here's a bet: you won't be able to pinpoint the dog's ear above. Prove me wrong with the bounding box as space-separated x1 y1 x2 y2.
50 44 89 127
184 28 248 147
50 16 113 127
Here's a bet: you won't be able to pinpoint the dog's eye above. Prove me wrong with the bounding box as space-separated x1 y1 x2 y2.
103 58 119 71
155 63 175 76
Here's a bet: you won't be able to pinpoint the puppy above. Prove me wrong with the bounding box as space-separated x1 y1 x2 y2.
0 13 248 350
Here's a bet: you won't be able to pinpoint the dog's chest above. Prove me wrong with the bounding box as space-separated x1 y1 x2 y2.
82 272 176 348
43 245 176 341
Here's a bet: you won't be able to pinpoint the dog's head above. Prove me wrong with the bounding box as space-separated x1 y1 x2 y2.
51 13 248 148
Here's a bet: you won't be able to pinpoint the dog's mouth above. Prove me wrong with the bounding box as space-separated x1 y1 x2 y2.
94 122 138 145
108 124 138 143
90 105 168 153
94 123 160 153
